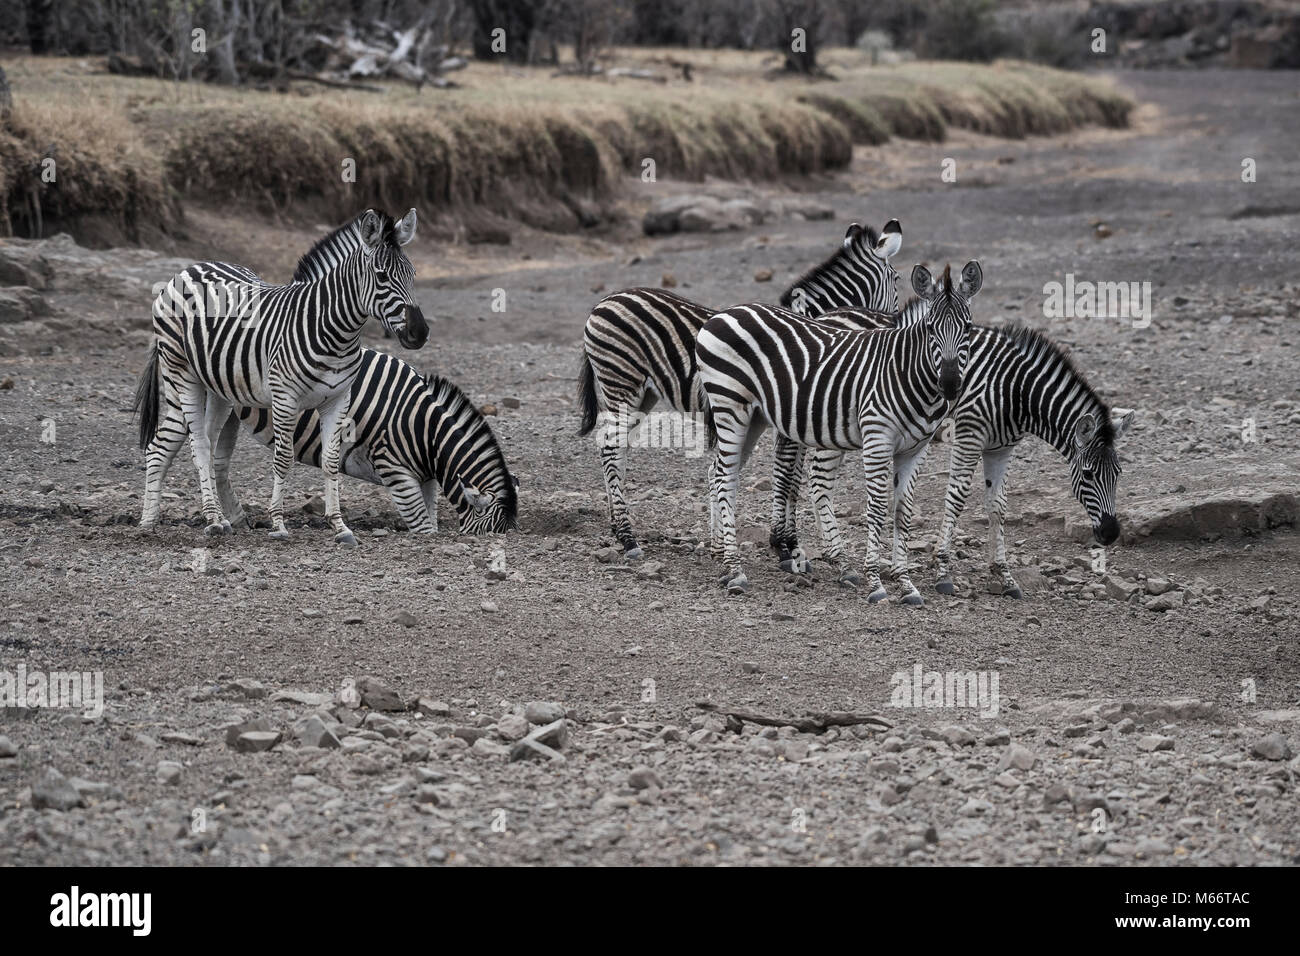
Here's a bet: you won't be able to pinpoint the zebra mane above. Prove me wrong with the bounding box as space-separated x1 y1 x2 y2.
779 224 882 308
1000 324 1114 444
422 373 519 528
292 209 397 283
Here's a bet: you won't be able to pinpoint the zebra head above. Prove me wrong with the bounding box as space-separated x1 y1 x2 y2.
911 260 981 402
1068 408 1135 546
781 219 903 315
456 477 520 534
357 208 428 350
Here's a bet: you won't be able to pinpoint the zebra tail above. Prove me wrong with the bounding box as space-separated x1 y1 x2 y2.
577 352 600 436
696 378 718 450
134 343 160 450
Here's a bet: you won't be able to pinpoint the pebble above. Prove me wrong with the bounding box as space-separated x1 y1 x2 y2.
0 735 16 758
997 744 1037 772
1137 734 1175 752
156 761 183 785
32 769 84 811
356 676 406 712
525 701 566 724
393 611 418 628
1250 733 1292 761
628 767 663 790
234 731 281 753
496 714 530 741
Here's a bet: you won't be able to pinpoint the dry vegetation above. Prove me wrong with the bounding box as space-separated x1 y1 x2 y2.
0 48 1132 242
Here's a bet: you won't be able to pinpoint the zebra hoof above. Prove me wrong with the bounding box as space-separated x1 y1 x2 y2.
867 588 889 604
204 522 227 537
1004 586 1024 600
901 590 925 607
623 545 644 561
335 531 358 548
269 529 290 541
935 579 956 596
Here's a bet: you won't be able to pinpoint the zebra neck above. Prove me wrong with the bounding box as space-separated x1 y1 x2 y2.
1016 358 1106 456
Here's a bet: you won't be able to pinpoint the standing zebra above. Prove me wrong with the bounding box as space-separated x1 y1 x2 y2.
697 261 981 601
215 349 517 534
134 208 428 545
578 219 903 558
787 319 1134 596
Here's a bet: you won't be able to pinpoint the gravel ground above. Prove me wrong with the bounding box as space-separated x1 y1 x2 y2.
0 71 1297 867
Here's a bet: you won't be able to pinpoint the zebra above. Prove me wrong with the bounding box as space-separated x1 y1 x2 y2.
697 261 982 602
785 319 1135 597
134 208 428 546
207 348 517 534
577 219 903 558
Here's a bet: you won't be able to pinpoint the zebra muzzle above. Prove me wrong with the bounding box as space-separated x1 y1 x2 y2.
397 305 429 349
1094 513 1120 546
939 359 961 402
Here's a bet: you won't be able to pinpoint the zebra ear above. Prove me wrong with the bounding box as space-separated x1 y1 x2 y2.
1074 414 1098 448
1111 408 1136 439
844 223 864 250
876 220 902 259
910 264 934 299
958 260 983 298
394 208 418 246
358 210 385 250
458 481 490 514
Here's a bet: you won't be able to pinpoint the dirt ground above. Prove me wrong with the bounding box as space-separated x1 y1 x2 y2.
0 70 1297 867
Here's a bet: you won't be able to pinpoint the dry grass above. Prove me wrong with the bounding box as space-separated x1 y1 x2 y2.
0 51 1132 241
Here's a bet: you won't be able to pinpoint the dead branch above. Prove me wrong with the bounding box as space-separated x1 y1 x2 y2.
696 701 893 735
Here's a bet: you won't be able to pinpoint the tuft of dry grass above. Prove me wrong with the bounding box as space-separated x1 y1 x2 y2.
0 52 1133 242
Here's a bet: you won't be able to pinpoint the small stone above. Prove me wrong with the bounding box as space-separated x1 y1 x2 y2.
524 701 566 725
1250 733 1292 761
660 272 677 288
0 735 16 758
480 600 499 614
427 845 448 863
295 715 342 749
1144 576 1174 595
471 737 510 758
159 732 203 747
224 717 276 748
502 397 521 409
754 268 773 282
32 769 85 811
393 611 418 628
593 546 621 564
960 798 993 816
997 743 1037 772
357 675 406 712
234 731 281 753
480 404 498 417
628 767 662 790
1115 718 1137 734
940 726 976 747
496 714 530 741
156 761 183 785
415 698 451 718
1137 734 1174 752
1144 591 1185 612
1135 837 1171 858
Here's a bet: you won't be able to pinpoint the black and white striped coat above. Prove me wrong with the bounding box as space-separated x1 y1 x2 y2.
791 318 1134 596
134 209 428 545
217 348 517 535
697 262 981 602
577 220 902 557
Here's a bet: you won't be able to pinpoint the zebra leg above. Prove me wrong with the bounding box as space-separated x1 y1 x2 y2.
211 411 249 529
889 444 930 606
707 455 722 558
317 392 356 547
267 392 298 540
380 467 436 533
597 402 644 559
180 383 229 536
982 446 1021 598
710 411 754 593
419 480 441 533
807 449 857 586
769 436 809 574
859 441 893 603
935 442 983 595
140 398 188 529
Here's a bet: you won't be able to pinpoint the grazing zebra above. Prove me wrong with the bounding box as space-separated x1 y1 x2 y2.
578 219 903 558
212 348 517 534
697 261 982 602
788 319 1135 597
134 208 428 545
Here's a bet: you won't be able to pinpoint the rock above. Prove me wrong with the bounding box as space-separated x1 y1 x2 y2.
480 600 499 614
393 611 418 628
509 737 566 763
1102 575 1139 601
1144 591 1185 612
530 719 570 750
226 678 267 699
295 715 342 749
1144 575 1174 595
525 701 566 725
1135 837 1172 858
233 731 281 753
0 735 16 758
269 689 333 707
1126 488 1299 542
660 273 676 288
628 767 662 790
754 268 773 282
224 717 276 748
593 546 621 564
0 287 48 325
32 769 84 811
959 798 993 816
997 744 1037 772
940 726 976 747
415 698 451 718
480 403 498 416
1250 733 1292 761
156 760 183 785
471 737 510 759
1137 734 1174 752
357 676 406 712
496 713 530 741
427 845 448 863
